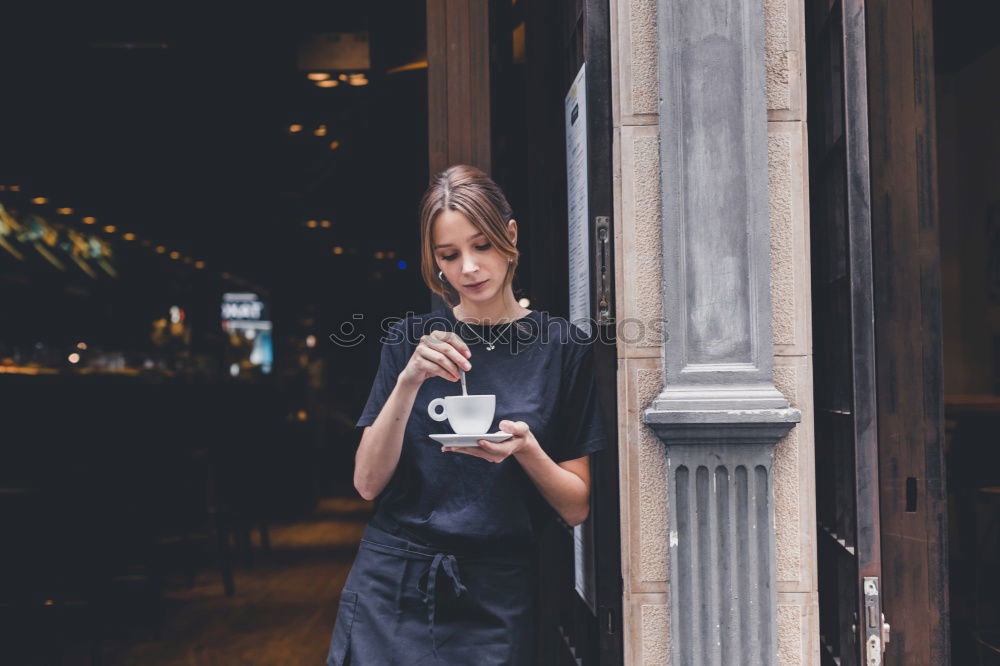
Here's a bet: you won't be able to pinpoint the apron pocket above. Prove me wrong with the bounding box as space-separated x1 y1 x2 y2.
326 590 359 666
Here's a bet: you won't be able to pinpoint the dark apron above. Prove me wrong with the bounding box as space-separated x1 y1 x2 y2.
325 516 537 666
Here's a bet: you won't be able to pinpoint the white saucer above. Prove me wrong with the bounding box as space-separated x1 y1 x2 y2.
429 432 514 447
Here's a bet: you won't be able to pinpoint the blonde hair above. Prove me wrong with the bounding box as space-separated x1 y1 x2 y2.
419 164 519 307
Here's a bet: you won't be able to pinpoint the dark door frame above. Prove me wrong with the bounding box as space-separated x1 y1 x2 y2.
425 1 623 664
426 0 491 175
805 0 884 663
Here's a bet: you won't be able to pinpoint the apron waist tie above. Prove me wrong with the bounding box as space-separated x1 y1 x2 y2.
419 552 468 658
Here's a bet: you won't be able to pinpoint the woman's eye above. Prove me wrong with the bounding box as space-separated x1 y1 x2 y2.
441 244 489 261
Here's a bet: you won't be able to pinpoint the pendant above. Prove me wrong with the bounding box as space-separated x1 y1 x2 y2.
486 344 495 351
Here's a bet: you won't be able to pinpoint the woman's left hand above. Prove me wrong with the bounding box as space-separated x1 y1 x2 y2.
441 419 539 463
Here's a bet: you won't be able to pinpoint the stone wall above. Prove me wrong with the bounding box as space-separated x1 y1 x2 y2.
609 0 819 662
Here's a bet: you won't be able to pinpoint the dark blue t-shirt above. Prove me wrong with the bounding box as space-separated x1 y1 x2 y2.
355 307 609 545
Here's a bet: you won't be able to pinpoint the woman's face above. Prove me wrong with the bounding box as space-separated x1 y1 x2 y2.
433 209 516 304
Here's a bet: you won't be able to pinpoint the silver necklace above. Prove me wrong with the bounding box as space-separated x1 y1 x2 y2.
460 320 514 351
456 308 517 351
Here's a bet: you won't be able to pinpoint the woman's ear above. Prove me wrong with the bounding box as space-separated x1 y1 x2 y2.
507 218 518 245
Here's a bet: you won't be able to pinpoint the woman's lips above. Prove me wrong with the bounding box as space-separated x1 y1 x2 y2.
465 279 488 291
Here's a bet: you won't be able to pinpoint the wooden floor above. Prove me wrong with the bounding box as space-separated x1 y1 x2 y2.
72 497 370 666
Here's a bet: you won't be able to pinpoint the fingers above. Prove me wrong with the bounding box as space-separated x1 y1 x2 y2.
432 330 472 359
441 446 505 463
498 420 530 436
416 344 463 381
474 439 508 456
414 356 457 382
425 332 472 369
419 333 471 380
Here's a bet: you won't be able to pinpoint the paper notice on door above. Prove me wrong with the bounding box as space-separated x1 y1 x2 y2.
566 63 591 339
565 62 597 614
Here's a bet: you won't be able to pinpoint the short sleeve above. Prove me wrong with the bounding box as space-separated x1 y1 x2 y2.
551 336 610 463
355 321 409 428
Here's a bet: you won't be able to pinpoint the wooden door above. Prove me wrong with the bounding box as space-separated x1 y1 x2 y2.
805 0 887 664
865 0 949 662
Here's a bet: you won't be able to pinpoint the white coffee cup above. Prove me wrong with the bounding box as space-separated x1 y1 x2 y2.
427 394 496 435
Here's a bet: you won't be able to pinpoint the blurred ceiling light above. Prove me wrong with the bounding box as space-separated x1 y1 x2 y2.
9 185 20 191
195 261 205 269
221 272 231 280
57 207 73 214
296 409 308 421
32 197 48 204
307 72 330 81
140 240 152 247
316 79 339 88
386 60 428 75
306 219 318 228
155 245 166 254
329 140 341 150
289 124 303 133
314 124 328 136
305 335 317 348
182 256 193 264
319 219 331 228
0 186 6 191
229 363 239 377
512 22 526 64
122 232 136 241
333 246 344 255
169 251 180 260
518 297 531 307
82 216 96 224
103 225 117 233
68 353 80 364
374 250 384 259
76 342 88 350
348 74 369 86
338 73 348 81
386 250 396 259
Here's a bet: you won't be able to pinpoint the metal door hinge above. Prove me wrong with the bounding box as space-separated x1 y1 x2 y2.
594 216 612 326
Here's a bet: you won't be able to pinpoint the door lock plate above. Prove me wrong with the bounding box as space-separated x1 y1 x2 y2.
863 577 886 665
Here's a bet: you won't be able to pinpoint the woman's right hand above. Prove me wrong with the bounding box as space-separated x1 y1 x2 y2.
398 330 472 388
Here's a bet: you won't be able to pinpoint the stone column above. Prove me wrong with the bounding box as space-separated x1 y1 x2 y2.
642 0 801 664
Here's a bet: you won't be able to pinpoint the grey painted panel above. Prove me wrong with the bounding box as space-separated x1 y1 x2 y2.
680 3 753 365
658 0 771 388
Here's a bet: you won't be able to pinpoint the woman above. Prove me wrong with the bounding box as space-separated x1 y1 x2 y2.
325 165 609 665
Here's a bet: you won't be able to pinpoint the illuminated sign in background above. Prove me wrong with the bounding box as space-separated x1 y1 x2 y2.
222 292 273 374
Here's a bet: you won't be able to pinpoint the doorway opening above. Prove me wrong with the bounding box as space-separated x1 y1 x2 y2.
936 1 1000 662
